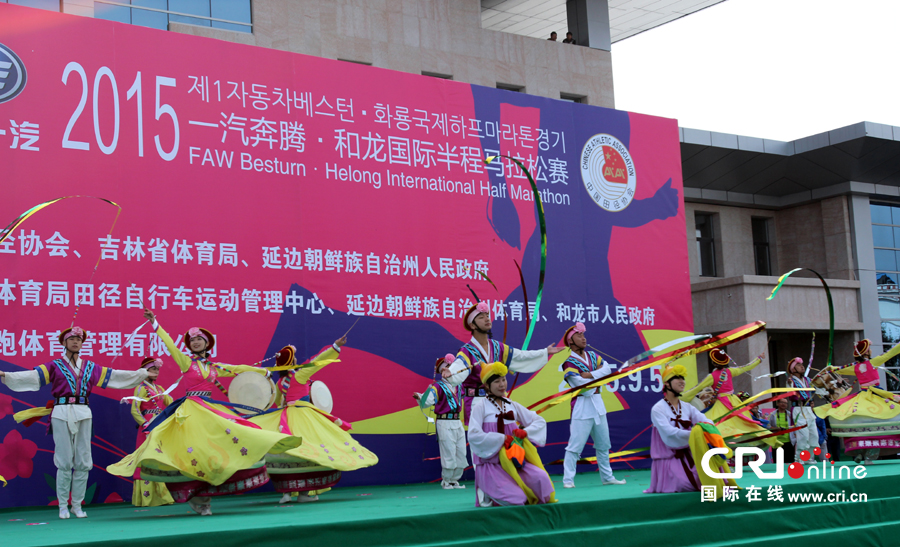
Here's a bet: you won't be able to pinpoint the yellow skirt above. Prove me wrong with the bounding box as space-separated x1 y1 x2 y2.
249 401 378 471
815 387 900 421
132 479 174 506
703 395 782 449
107 398 303 486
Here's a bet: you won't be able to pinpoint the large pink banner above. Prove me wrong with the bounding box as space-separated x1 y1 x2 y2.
0 4 691 507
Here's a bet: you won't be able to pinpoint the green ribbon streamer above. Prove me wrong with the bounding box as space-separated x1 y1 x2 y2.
484 155 547 350
1 195 121 246
476 269 508 346
767 268 834 368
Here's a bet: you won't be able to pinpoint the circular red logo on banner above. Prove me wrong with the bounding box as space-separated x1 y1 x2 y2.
580 133 636 212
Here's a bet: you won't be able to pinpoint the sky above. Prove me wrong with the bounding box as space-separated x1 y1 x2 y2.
611 0 900 142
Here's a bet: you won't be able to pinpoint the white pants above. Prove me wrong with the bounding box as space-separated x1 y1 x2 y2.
563 415 614 484
792 406 818 461
436 419 467 482
52 417 92 508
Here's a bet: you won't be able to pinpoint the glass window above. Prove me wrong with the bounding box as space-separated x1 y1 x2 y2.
752 217 771 276
560 93 586 103
873 225 894 248
95 2 131 23
497 83 525 92
168 0 211 27
211 0 251 32
132 0 168 30
875 249 897 271
880 299 900 320
872 204 893 224
92 1 252 33
8 0 60 11
695 213 716 277
872 202 900 393
877 272 898 286
883 321 900 392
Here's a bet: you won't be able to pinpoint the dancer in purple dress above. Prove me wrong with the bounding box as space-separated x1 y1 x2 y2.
644 363 712 494
467 362 557 506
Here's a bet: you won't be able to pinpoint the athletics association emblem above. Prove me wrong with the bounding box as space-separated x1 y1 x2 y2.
0 42 26 104
580 134 635 212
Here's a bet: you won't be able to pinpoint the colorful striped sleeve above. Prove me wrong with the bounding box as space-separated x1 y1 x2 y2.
98 366 113 389
35 364 50 387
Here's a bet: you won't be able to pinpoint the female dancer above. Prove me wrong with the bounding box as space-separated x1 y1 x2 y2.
249 339 378 504
107 309 303 516
816 339 900 462
681 349 780 450
129 356 174 507
467 362 556 506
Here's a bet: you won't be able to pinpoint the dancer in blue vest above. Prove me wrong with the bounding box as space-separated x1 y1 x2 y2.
0 327 148 519
560 322 625 488
414 354 467 489
444 302 562 424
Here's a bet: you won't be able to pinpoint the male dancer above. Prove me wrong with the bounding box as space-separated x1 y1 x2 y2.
0 327 148 519
444 302 562 424
560 322 625 488
787 357 817 463
414 354 467 489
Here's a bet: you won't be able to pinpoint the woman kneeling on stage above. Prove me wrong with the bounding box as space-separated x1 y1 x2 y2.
467 362 557 507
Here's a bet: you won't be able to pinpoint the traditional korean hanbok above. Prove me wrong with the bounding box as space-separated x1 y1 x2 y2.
129 357 174 507
445 303 550 425
416 354 467 488
681 350 781 449
2 326 148 518
106 322 303 507
645 363 738 498
644 397 712 493
815 339 900 456
468 362 556 507
248 344 377 497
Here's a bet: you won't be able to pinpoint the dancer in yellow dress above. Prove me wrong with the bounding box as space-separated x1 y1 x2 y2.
681 349 781 449
249 338 378 504
129 356 174 507
817 339 900 421
816 339 900 462
107 309 303 516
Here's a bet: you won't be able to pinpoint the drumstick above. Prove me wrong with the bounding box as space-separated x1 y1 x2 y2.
341 317 361 339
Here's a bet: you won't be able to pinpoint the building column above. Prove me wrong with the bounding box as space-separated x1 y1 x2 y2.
566 0 611 51
848 193 883 352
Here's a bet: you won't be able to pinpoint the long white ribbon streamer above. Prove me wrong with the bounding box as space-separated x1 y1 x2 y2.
110 320 149 366
119 378 181 404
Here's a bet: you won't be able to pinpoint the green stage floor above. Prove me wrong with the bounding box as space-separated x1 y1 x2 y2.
3 462 900 547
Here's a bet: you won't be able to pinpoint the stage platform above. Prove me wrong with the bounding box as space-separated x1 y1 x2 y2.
3 461 899 547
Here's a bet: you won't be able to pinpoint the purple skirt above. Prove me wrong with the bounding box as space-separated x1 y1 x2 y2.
473 422 555 506
643 428 701 494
